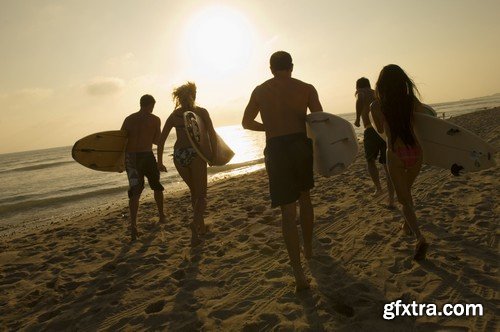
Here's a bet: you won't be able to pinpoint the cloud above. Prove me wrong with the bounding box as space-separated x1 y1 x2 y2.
85 77 125 96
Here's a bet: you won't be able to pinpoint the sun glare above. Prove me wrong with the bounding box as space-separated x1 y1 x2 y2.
182 6 254 78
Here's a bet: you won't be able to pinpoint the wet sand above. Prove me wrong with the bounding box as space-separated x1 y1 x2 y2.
0 108 498 331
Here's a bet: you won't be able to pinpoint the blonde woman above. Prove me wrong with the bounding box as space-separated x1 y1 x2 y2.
158 82 216 246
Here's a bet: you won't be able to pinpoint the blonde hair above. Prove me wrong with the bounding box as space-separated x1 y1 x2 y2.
172 82 196 110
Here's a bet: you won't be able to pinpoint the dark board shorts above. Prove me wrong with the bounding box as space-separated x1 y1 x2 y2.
125 151 164 198
264 133 314 208
364 127 387 164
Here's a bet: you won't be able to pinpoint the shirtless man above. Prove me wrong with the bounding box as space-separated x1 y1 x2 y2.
354 77 395 207
242 51 323 291
121 94 165 240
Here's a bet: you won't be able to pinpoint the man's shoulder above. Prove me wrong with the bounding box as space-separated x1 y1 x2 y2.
124 112 137 122
291 78 316 93
149 113 161 122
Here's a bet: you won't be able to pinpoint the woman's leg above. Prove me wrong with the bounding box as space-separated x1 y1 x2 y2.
189 156 208 234
174 159 200 245
387 152 428 259
387 152 423 238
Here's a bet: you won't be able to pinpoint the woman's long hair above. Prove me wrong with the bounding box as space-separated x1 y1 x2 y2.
172 82 196 110
375 64 419 149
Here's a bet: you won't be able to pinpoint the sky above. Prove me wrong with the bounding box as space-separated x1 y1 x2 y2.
0 0 499 154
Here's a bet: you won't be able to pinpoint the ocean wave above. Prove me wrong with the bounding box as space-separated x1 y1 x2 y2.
208 158 264 174
0 160 74 174
0 186 128 216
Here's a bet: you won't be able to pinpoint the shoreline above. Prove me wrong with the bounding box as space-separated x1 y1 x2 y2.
0 107 498 330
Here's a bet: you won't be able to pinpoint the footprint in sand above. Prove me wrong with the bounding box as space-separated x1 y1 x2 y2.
145 300 165 314
237 234 249 242
387 258 412 274
259 245 274 256
264 269 283 279
37 309 61 323
318 237 332 245
363 231 384 244
171 269 186 281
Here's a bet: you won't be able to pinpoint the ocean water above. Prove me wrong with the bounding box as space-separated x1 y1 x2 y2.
0 94 498 233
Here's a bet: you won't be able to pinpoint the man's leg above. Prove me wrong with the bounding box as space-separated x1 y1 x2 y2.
298 191 314 259
129 194 140 240
367 159 382 195
281 202 310 291
154 190 166 223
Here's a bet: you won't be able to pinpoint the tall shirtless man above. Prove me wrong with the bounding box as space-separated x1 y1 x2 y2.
121 94 165 241
354 77 395 207
242 51 323 291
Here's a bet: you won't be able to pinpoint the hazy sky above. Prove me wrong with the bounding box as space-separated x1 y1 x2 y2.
1 0 499 153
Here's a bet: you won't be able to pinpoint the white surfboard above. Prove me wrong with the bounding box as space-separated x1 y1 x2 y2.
306 112 359 176
413 113 496 174
421 104 437 117
183 111 235 166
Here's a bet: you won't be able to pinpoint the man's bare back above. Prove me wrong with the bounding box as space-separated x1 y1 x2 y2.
121 111 161 152
244 77 323 139
355 88 376 129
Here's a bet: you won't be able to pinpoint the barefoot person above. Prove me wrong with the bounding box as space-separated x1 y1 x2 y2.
354 77 395 207
370 64 429 260
242 51 323 290
121 94 165 241
158 82 215 246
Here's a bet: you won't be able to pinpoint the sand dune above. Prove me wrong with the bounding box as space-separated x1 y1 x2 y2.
0 108 498 331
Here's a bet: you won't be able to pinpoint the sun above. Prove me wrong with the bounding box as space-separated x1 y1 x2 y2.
182 6 254 77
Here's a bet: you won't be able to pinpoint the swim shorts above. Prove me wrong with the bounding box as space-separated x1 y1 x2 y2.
264 133 314 208
125 151 164 198
364 127 387 164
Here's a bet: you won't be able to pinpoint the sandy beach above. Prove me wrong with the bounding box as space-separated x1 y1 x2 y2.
0 108 498 331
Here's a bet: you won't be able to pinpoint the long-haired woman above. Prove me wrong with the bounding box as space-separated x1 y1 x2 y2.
371 64 428 260
158 82 216 246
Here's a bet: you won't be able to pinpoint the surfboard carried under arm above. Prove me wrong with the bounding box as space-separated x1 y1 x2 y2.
72 130 128 172
183 111 235 166
413 113 496 175
306 112 359 176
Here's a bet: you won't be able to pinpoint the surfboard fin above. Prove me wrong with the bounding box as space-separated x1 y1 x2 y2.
450 163 464 176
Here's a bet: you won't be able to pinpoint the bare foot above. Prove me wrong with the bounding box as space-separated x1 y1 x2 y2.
401 222 413 236
387 199 396 209
414 240 429 261
198 224 209 235
303 245 312 260
130 227 139 241
191 237 202 247
189 222 201 246
295 276 311 292
159 214 166 223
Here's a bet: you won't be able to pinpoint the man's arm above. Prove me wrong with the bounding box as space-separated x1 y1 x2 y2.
157 115 173 171
354 95 362 127
307 85 324 113
242 89 265 131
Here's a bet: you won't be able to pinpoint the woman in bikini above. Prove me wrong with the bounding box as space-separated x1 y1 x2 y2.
158 82 216 246
370 64 429 260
